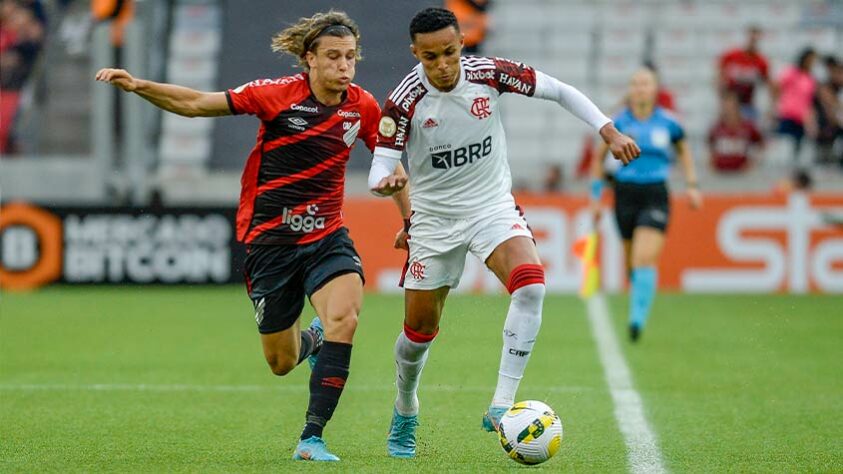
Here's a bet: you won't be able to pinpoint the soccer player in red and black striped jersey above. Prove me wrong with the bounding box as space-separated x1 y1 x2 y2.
95 11 392 462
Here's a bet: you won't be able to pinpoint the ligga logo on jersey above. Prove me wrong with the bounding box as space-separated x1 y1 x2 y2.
430 136 492 170
281 204 325 233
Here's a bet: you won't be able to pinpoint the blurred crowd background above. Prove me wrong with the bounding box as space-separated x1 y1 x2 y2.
1 0 842 206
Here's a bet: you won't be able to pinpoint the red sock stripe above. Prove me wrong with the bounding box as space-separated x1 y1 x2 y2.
506 264 545 294
403 324 438 343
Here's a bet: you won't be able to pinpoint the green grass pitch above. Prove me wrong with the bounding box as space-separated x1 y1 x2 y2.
1 287 841 472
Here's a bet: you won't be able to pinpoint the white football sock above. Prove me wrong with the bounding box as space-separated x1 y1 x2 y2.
492 283 545 407
394 331 432 416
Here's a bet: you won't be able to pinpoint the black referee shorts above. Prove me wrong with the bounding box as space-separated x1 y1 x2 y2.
244 227 364 334
613 181 670 240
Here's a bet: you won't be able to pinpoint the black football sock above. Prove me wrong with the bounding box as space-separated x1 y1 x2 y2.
296 328 321 365
300 341 352 440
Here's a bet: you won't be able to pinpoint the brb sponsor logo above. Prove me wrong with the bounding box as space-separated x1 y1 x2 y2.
281 204 325 233
430 136 492 170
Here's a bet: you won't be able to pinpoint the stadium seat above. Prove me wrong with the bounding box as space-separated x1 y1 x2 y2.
653 29 699 57
602 29 647 56
548 28 595 54
538 57 590 85
702 29 745 57
159 132 212 166
162 113 214 135
598 54 643 85
550 2 597 28
658 2 706 29
601 2 652 29
169 30 221 58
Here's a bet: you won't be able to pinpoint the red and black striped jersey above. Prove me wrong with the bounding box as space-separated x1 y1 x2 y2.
226 73 381 245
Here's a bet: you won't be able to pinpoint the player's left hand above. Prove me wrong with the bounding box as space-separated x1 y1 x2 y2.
600 123 640 165
687 188 703 210
373 174 407 196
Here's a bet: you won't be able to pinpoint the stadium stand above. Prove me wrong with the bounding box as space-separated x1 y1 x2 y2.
484 0 843 190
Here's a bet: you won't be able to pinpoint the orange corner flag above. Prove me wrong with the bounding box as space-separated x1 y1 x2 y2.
572 232 600 298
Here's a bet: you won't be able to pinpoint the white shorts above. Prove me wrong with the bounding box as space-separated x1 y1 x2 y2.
401 206 534 290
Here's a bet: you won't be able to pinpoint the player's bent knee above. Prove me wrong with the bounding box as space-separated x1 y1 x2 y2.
266 354 297 376
326 308 359 338
507 264 546 298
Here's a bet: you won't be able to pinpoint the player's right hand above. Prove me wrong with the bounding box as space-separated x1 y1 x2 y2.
95 68 138 92
373 174 407 196
394 228 409 250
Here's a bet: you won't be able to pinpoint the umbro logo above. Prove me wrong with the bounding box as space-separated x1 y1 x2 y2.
422 118 439 129
288 117 308 131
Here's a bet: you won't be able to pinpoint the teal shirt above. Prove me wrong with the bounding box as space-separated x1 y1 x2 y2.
613 107 685 184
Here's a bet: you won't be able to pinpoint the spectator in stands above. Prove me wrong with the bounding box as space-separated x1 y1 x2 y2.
775 47 818 167
815 55 843 166
708 91 763 173
0 0 45 154
445 0 488 54
91 0 134 48
543 164 564 192
718 25 773 122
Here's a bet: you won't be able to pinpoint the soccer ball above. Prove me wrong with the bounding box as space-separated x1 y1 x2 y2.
497 400 563 465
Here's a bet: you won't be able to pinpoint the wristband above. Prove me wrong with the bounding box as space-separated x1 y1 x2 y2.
589 179 605 201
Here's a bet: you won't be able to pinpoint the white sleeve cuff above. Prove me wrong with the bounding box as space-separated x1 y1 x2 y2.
368 147 402 196
534 70 612 131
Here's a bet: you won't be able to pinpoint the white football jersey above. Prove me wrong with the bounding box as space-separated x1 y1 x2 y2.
375 56 540 217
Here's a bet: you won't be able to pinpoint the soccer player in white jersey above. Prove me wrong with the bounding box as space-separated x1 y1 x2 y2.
367 8 640 458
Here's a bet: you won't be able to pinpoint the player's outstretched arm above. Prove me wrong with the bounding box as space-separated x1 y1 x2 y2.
675 139 702 210
532 71 639 164
95 68 231 118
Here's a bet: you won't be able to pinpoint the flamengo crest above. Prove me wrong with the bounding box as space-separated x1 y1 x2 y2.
470 96 492 119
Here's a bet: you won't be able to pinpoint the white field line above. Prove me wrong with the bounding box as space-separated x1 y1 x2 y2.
0 383 592 394
586 294 667 474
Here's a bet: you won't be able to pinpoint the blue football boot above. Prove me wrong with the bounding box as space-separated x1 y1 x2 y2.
481 405 509 432
387 408 419 458
292 436 340 461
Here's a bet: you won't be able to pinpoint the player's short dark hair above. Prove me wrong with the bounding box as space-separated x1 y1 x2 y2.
409 8 459 41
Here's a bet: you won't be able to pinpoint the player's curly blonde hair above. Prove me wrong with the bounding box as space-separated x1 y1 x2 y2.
271 10 361 71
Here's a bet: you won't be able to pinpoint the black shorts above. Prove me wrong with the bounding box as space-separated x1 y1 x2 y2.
244 227 364 334
613 181 670 240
